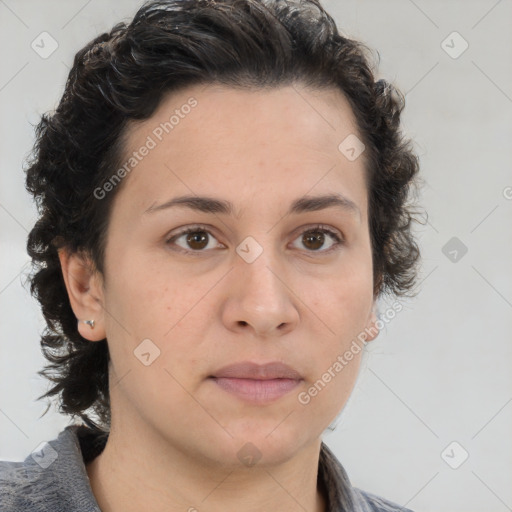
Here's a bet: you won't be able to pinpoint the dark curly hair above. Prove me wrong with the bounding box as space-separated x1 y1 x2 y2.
24 0 423 432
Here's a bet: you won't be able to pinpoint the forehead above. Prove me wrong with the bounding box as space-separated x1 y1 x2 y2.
124 82 362 158
113 83 367 217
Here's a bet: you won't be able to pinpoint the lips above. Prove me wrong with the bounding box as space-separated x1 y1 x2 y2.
210 361 303 380
209 362 303 404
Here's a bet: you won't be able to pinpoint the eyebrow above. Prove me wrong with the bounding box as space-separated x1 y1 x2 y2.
144 193 361 220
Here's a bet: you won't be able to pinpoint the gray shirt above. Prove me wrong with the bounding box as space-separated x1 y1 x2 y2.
0 425 414 511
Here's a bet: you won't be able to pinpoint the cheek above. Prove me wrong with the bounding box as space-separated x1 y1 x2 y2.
310 262 373 336
103 252 187 334
301 260 372 396
297 349 363 434
102 258 213 376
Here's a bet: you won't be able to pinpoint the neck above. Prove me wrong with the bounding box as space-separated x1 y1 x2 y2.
86 418 327 512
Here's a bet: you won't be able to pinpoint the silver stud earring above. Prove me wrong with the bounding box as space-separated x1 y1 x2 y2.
82 319 95 329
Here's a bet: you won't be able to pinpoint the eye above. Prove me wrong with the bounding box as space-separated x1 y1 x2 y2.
167 225 223 254
290 225 344 253
166 224 344 255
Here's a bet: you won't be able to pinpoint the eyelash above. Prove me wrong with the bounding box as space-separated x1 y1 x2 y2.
166 224 344 256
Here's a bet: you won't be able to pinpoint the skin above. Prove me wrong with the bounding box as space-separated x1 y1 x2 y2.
59 83 379 512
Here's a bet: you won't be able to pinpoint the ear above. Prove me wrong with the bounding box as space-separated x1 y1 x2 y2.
363 301 380 343
58 247 106 342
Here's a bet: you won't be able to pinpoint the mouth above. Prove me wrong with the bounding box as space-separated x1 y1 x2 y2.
208 361 304 404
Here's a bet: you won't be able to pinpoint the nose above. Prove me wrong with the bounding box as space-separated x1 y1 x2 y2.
221 247 300 338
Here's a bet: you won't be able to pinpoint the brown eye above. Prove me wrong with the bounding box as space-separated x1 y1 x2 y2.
302 230 325 251
185 230 209 250
291 227 343 253
167 224 343 255
167 225 223 254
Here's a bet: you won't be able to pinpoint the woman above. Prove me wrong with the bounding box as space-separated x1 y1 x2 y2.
0 0 421 510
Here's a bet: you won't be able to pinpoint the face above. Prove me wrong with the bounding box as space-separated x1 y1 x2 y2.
80 83 378 467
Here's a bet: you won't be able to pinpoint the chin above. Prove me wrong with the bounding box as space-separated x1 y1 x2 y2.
215 419 317 469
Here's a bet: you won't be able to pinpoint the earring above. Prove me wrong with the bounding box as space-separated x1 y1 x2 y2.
81 319 95 329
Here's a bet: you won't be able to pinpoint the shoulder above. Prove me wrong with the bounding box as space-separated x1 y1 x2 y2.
0 457 57 511
352 487 416 512
318 442 415 512
0 425 104 512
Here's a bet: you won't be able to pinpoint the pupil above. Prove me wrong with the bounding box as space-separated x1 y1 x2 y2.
305 231 324 250
187 231 208 249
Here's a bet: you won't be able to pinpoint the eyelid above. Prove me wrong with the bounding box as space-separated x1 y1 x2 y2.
165 224 223 251
290 224 344 254
166 223 344 255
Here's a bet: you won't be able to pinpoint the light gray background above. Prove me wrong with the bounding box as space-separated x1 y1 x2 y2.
1 1 511 511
